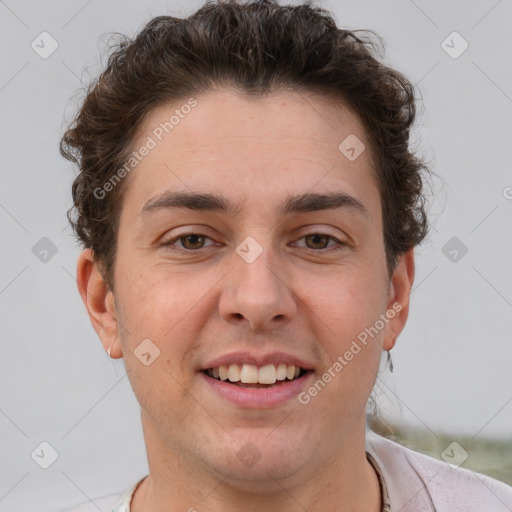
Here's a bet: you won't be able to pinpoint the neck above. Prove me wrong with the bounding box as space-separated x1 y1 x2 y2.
131 415 381 512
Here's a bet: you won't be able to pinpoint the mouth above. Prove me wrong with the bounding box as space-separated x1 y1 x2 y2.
199 352 315 407
202 363 312 388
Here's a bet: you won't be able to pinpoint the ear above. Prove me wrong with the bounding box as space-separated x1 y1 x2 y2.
76 248 123 358
383 248 415 351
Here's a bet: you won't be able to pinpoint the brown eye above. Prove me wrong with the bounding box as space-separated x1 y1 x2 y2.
162 232 220 253
304 234 331 250
293 233 347 253
179 234 206 250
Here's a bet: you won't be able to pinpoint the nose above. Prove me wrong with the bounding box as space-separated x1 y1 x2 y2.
218 244 297 331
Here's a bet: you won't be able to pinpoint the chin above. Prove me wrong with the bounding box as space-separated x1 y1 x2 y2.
220 458 305 491
209 435 310 485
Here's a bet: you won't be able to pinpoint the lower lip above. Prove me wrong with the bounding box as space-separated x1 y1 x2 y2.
199 371 313 408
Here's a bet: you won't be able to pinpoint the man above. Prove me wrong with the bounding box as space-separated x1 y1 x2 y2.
61 1 512 510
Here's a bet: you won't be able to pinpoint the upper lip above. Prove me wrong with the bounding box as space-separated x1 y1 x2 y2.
201 351 314 371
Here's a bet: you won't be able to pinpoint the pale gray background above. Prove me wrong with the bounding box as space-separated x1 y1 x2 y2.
1 0 511 511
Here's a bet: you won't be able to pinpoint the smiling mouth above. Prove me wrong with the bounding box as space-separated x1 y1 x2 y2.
202 363 311 388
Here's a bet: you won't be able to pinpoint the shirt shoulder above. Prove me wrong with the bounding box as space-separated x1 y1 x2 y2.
61 477 146 512
58 493 123 512
366 430 512 512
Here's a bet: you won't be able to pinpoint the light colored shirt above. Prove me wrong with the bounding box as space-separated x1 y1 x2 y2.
64 431 512 511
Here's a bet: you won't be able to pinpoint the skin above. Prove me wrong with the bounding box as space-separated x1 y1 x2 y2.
77 89 414 512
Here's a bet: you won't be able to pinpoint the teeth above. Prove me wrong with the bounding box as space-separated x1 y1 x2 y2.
219 365 229 381
276 363 287 380
227 364 240 382
240 364 259 383
258 364 277 384
208 363 304 384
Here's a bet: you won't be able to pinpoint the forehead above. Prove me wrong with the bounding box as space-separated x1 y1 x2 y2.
122 88 379 220
138 88 370 160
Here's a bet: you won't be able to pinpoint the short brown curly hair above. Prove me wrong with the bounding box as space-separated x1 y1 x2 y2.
60 0 429 291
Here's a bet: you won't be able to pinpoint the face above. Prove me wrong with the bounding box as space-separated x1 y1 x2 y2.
79 88 413 488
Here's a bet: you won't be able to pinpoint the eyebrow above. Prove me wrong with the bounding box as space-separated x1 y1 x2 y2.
140 191 369 219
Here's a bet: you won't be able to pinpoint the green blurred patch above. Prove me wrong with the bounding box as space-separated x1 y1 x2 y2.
369 417 512 485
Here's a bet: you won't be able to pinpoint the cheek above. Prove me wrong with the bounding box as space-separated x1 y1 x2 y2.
114 262 214 386
115 262 195 336
312 266 387 403
124 355 196 444
301 264 388 336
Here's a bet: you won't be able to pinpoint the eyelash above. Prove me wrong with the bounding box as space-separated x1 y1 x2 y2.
161 232 347 253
